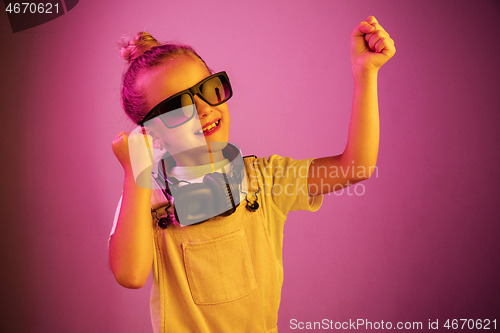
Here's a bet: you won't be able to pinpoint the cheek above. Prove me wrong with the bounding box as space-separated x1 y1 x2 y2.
161 120 207 153
221 106 230 129
224 117 230 136
160 127 188 149
146 119 181 150
159 131 177 147
225 110 231 137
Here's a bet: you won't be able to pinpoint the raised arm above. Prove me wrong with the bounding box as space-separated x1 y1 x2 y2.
109 132 154 289
308 16 396 196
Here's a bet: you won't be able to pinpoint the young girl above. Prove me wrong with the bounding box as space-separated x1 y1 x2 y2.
110 16 395 333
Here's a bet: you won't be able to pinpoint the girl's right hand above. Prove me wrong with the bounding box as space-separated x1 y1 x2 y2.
112 131 133 172
112 131 154 178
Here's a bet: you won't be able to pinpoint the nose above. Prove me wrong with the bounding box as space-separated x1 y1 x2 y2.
193 95 212 119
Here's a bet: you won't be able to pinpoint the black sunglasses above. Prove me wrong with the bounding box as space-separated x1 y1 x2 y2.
140 71 233 128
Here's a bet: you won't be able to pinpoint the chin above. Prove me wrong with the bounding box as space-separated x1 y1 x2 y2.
206 141 228 152
205 128 229 145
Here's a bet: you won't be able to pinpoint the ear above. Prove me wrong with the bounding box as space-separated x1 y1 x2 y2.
147 130 163 150
153 138 162 150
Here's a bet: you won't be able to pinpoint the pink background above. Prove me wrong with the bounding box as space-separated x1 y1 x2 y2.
1 0 499 331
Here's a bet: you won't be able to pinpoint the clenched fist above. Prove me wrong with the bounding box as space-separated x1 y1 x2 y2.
112 130 154 188
351 16 396 74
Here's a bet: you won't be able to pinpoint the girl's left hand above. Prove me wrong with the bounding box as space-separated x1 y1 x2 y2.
350 16 396 74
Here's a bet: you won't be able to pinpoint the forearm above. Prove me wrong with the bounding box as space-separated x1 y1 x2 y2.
342 69 380 178
109 171 154 289
308 16 393 195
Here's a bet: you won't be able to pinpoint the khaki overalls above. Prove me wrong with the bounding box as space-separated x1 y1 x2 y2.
150 156 281 333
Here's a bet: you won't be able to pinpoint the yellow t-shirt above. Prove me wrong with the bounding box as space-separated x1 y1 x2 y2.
147 155 323 333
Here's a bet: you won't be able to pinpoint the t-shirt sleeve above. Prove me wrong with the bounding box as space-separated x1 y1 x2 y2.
108 194 122 247
253 155 323 216
108 173 168 247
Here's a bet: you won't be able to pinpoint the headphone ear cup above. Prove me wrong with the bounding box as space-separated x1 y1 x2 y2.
227 171 242 204
173 205 180 225
204 173 236 216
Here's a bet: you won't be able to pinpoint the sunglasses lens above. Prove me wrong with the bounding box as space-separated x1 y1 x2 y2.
157 93 195 128
143 73 232 128
200 75 231 105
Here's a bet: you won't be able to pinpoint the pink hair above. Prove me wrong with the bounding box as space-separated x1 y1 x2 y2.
120 32 211 124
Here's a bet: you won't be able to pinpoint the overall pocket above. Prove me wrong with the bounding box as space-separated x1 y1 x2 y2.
182 230 257 305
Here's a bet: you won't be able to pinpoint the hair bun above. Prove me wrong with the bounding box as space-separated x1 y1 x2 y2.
120 32 161 63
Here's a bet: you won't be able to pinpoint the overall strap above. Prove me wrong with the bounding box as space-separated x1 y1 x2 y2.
243 155 258 193
243 155 260 212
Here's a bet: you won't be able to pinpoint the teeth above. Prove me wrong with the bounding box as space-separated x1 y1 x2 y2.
203 120 219 134
195 120 219 135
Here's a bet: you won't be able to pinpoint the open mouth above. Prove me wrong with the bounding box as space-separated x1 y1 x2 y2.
195 120 221 136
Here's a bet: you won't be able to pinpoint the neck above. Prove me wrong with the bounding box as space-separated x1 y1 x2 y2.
170 143 226 167
171 151 225 166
